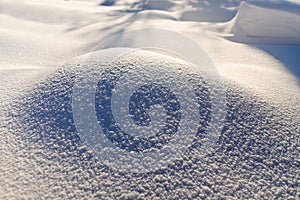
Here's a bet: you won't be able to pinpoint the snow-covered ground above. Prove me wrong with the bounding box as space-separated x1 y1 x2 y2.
0 0 299 199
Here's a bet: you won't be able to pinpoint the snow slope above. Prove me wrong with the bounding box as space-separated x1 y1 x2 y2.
0 0 299 199
228 2 300 44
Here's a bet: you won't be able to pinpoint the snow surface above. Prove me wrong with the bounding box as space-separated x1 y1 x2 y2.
0 0 299 199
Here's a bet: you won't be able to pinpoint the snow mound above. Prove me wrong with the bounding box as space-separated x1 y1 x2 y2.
14 48 221 173
228 2 300 44
4 49 298 199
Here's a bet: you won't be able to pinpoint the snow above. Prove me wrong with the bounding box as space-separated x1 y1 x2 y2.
228 2 300 44
0 0 299 199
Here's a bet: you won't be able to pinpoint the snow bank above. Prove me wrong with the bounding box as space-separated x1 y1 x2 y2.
229 2 300 44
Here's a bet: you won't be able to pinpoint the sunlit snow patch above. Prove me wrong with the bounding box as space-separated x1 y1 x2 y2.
72 48 226 173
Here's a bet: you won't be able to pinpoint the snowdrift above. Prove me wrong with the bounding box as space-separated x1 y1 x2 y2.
229 2 300 44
